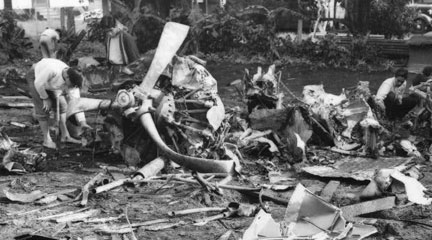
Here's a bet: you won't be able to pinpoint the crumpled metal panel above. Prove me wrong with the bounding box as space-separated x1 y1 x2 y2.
302 157 412 181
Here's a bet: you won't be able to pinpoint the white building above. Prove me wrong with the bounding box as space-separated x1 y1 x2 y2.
3 0 106 38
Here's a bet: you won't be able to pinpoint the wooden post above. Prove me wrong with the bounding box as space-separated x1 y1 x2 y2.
297 19 303 43
60 8 65 30
296 0 303 43
205 0 209 14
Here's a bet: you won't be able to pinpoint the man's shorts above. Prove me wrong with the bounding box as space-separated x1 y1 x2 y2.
39 35 58 58
26 68 67 121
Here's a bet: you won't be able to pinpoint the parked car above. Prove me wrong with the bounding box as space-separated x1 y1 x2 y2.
408 0 432 33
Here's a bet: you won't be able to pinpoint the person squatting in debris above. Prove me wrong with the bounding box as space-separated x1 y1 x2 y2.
28 58 84 149
374 68 420 120
99 15 140 75
39 28 62 59
37 26 91 137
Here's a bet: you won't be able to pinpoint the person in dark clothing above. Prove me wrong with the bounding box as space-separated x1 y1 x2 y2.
412 66 432 87
100 15 140 75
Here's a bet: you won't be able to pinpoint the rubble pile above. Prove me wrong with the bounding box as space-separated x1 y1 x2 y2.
0 129 46 174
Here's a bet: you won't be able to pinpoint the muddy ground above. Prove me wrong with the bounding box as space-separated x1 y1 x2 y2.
0 45 432 239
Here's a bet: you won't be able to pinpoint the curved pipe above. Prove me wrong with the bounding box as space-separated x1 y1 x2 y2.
66 89 163 119
140 112 239 174
66 97 121 119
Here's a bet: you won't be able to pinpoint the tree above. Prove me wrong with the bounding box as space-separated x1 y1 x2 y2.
344 0 372 36
368 0 415 39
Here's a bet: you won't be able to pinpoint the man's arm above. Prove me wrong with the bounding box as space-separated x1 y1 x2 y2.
375 79 392 110
34 68 53 100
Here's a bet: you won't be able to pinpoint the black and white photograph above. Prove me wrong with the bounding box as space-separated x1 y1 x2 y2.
0 0 431 239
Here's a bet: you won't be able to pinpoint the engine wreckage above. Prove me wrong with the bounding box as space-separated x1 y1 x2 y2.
68 22 240 174
67 22 407 174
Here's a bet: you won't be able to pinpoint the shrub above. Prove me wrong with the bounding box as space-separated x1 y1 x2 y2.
0 10 33 61
369 0 416 39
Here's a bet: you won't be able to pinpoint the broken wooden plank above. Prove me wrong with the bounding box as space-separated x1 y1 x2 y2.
37 207 90 221
341 196 396 221
302 157 412 181
1 96 31 100
0 102 33 108
320 180 340 202
81 172 106 206
56 209 100 223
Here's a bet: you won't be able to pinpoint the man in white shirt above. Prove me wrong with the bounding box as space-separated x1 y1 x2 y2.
29 58 84 149
39 28 60 58
374 68 420 120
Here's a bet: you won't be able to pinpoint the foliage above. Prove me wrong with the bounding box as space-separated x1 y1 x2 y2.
183 8 279 59
344 0 372 36
132 14 165 53
87 9 166 54
369 0 416 39
86 19 106 43
275 34 382 69
101 1 389 69
181 7 381 69
0 10 33 61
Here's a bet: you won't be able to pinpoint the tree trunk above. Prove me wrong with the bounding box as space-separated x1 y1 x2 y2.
3 0 12 10
60 8 66 30
344 0 372 36
297 19 303 43
102 0 110 15
157 0 171 19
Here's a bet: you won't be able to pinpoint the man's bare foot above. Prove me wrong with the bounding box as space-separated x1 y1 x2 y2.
121 66 134 75
43 140 57 149
79 122 93 130
61 136 81 144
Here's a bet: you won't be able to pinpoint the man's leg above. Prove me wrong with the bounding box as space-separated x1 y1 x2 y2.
67 87 92 130
27 67 56 149
398 93 421 117
384 92 398 120
59 113 81 144
57 95 81 144
39 119 56 148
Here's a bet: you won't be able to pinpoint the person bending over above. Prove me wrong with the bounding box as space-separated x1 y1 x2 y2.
374 68 420 120
39 28 61 59
29 58 84 149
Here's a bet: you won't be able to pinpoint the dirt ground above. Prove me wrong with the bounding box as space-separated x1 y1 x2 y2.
0 44 432 240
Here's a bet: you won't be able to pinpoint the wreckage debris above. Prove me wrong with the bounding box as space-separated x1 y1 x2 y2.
68 22 242 174
0 129 47 174
320 180 340 202
243 184 379 240
341 196 396 221
302 156 412 181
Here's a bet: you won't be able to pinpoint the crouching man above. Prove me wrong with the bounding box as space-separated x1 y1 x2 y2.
374 68 420 120
28 58 85 149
